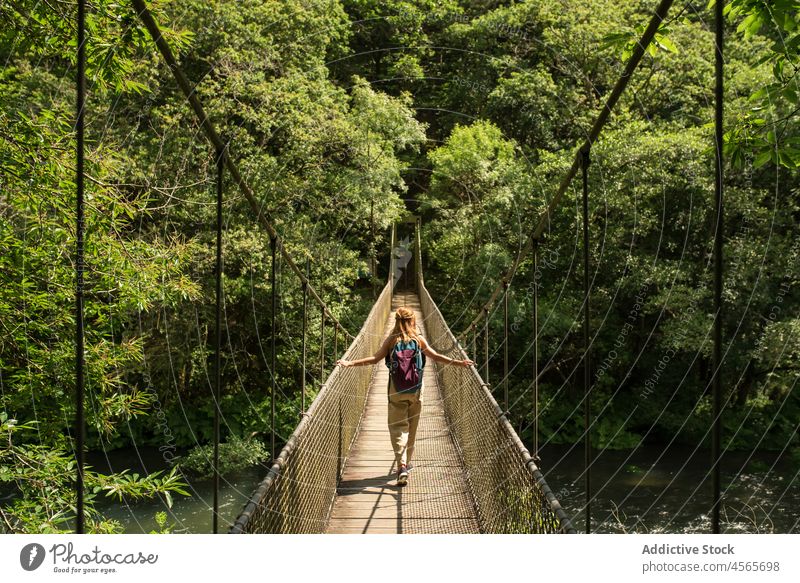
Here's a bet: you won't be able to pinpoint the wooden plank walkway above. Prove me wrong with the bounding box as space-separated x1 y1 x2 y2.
325 290 481 534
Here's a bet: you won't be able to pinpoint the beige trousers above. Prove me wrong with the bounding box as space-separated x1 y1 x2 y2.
387 379 423 467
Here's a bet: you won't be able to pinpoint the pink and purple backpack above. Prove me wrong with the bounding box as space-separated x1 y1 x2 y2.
385 338 426 393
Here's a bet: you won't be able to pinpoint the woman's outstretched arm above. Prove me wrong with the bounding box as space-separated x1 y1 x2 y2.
419 337 474 368
335 335 394 367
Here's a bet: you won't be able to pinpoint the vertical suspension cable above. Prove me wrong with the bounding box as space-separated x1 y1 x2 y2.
416 217 423 290
404 247 409 290
503 280 509 414
532 239 540 463
389 223 396 292
75 0 86 536
301 258 309 413
334 322 338 363
212 147 224 534
320 307 326 383
471 325 476 364
483 307 490 384
371 200 377 299
712 0 725 535
270 235 277 462
580 145 592 534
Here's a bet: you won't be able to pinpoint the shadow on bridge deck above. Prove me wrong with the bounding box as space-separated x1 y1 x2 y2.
325 291 481 533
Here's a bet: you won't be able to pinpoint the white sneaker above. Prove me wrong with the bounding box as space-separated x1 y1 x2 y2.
397 464 409 485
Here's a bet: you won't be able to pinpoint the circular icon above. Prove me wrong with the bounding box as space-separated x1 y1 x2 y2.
20 543 46 571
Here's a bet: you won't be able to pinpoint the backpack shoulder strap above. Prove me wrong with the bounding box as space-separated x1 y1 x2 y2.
384 336 396 368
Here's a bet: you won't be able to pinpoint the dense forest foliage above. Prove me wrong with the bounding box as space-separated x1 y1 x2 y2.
1 0 798 532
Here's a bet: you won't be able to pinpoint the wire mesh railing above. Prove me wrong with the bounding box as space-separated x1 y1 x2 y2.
418 281 576 534
230 282 392 533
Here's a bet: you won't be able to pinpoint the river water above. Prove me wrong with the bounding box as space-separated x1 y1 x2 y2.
90 443 798 534
538 443 799 534
88 447 263 534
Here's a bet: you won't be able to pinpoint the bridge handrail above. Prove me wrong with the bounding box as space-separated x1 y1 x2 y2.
418 280 576 533
230 281 392 533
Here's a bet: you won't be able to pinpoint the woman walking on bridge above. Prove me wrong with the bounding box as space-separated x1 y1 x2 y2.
336 307 473 485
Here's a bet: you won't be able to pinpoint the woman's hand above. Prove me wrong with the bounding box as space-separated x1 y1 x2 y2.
335 359 351 367
459 358 474 368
